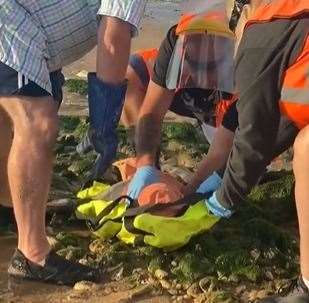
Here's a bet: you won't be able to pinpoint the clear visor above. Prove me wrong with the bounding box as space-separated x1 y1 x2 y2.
166 34 235 93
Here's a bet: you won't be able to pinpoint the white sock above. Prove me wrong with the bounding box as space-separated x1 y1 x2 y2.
302 276 309 290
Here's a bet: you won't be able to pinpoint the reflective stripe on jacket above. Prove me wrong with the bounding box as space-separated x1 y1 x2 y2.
248 0 309 129
216 1 308 207
280 36 309 129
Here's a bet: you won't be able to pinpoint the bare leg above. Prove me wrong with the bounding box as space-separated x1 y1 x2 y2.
97 16 131 84
0 107 12 206
293 125 309 279
0 96 58 264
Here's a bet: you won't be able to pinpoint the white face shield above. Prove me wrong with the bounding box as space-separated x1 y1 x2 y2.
166 33 235 93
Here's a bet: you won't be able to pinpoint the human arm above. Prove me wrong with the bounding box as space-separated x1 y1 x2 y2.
83 1 147 182
183 99 238 195
127 81 174 198
96 0 147 83
135 80 175 167
127 25 178 198
216 20 297 208
96 16 131 84
183 125 234 195
134 25 178 167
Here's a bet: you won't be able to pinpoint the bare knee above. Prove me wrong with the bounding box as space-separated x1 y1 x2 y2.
294 127 309 157
293 126 309 174
13 99 59 152
0 107 13 157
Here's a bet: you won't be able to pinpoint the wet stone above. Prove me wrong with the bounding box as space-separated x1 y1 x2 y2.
78 258 89 266
171 261 177 267
129 285 153 300
102 286 113 295
247 289 270 301
168 288 178 296
155 269 168 280
89 239 105 255
47 236 62 251
67 292 88 300
160 279 172 290
176 284 182 290
186 282 202 298
176 296 184 303
73 280 101 292
183 294 190 300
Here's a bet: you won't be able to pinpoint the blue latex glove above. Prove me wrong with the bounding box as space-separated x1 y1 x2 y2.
87 73 127 179
196 172 222 195
205 191 233 218
127 166 160 200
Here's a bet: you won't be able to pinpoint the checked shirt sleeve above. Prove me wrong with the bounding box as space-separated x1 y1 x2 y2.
98 0 147 36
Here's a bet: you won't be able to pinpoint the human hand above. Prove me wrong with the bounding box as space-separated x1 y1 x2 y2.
127 166 160 200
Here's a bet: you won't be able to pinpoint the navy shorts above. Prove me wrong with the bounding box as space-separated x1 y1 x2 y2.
128 54 150 89
0 62 65 103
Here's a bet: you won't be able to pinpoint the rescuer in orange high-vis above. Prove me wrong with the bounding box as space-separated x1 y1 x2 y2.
198 1 309 301
77 7 245 188
127 1 299 202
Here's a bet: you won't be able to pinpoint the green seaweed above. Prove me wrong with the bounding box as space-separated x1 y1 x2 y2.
171 253 213 282
65 79 88 95
52 116 299 299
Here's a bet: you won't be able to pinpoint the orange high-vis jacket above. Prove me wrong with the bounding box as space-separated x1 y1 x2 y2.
248 0 309 129
215 95 238 127
135 48 159 77
216 0 309 207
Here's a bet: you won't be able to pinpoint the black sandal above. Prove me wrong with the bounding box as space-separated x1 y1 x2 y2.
8 249 103 286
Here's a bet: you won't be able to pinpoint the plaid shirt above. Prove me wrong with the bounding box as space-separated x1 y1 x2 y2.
0 0 146 93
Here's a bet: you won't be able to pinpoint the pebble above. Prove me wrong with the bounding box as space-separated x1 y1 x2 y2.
67 292 87 301
176 284 182 290
73 281 100 292
155 269 168 280
130 285 153 300
248 289 270 301
78 258 89 266
186 282 201 298
148 277 156 284
250 248 261 260
176 296 184 302
160 279 172 290
168 289 178 296
171 261 177 267
76 70 88 79
89 239 105 254
65 250 75 261
103 286 113 295
47 236 61 250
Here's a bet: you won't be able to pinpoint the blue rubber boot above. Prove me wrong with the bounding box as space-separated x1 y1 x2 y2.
86 73 127 180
